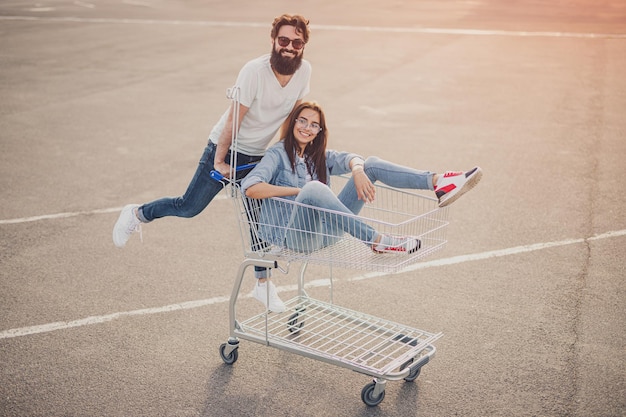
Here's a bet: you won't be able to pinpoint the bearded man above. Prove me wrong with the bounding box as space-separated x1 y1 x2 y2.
113 14 312 313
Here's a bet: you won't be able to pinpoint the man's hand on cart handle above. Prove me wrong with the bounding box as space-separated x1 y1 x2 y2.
214 160 233 179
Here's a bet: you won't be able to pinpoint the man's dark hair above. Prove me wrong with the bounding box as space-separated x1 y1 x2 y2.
271 14 310 44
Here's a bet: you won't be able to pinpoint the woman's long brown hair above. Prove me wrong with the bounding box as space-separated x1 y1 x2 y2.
280 101 329 184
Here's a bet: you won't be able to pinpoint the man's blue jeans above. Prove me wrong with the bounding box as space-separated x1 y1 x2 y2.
137 142 268 277
138 142 260 221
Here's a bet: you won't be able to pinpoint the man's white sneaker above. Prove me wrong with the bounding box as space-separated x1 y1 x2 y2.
252 281 286 313
435 167 483 207
112 204 142 248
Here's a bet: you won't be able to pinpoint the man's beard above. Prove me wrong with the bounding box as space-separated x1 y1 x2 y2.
270 47 303 76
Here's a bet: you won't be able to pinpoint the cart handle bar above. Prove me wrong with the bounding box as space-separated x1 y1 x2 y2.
210 163 257 182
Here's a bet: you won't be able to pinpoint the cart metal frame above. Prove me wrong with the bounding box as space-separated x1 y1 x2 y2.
217 87 447 407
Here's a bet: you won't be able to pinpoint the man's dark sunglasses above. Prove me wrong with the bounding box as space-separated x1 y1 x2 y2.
276 36 305 50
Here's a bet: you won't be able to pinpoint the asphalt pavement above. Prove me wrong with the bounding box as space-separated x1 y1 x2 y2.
1 1 625 416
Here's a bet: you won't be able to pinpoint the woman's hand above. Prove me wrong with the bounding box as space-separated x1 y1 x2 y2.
353 169 376 203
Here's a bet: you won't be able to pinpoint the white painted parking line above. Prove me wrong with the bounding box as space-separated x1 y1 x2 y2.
0 296 229 340
0 207 123 225
1 15 624 39
74 1 95 9
1 229 624 340
0 195 228 225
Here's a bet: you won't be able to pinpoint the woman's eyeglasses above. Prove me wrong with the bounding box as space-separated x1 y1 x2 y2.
276 36 305 50
295 117 322 133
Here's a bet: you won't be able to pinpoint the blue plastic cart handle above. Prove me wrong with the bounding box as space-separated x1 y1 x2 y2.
210 163 257 181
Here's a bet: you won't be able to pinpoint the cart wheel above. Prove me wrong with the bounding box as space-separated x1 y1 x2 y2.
404 366 421 382
287 308 305 334
361 382 385 407
219 343 238 365
400 358 422 382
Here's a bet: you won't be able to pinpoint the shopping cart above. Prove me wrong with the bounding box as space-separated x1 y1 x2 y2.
216 87 449 407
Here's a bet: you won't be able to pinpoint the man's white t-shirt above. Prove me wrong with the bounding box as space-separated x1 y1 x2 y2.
209 54 311 156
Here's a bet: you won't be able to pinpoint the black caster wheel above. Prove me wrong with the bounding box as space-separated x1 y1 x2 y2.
287 307 305 334
361 381 385 407
400 358 421 382
219 342 239 365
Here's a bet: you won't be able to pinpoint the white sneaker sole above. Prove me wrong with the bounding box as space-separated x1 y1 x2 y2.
438 168 483 207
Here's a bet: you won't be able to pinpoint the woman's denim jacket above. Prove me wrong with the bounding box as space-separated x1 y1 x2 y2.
240 141 360 246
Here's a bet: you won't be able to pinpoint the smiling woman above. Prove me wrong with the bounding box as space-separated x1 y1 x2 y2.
294 110 323 157
240 101 483 308
242 101 481 207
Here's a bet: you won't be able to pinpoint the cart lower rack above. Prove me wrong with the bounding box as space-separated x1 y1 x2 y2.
219 259 442 407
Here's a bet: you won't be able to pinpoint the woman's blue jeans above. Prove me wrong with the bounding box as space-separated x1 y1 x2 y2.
285 156 434 252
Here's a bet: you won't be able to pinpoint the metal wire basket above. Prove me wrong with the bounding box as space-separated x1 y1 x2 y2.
231 175 449 273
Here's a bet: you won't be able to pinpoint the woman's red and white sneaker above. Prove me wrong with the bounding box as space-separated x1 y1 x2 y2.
435 167 483 207
373 235 422 254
